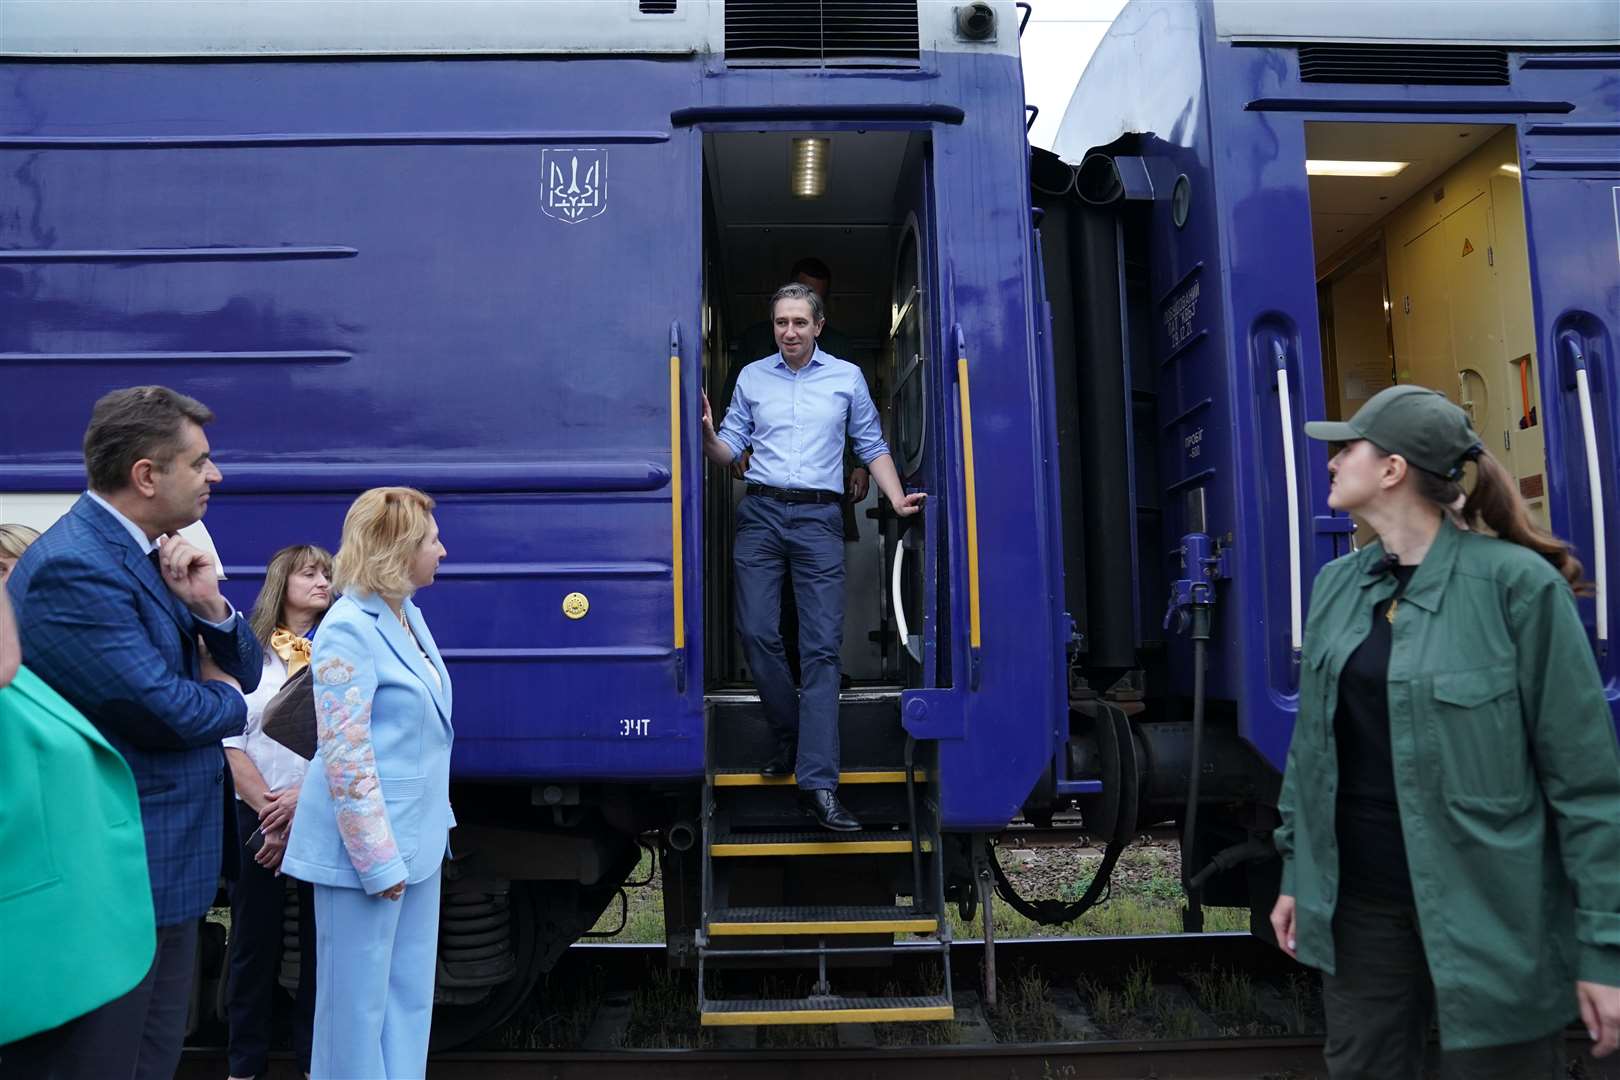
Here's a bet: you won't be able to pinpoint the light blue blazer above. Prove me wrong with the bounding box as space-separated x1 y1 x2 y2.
283 592 454 895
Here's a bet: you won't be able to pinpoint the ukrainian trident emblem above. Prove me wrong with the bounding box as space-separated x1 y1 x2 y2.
541 149 608 223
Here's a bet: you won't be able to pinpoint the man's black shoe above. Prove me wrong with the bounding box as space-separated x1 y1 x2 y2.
761 746 795 778
802 789 861 832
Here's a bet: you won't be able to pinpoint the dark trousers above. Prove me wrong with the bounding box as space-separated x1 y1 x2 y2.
0 920 198 1080
734 495 846 791
226 801 317 1078
1322 891 1565 1080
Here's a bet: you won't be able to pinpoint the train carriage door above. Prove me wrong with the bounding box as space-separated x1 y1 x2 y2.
1518 164 1620 708
884 135 941 690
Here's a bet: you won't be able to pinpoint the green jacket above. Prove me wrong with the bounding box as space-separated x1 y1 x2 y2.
1275 519 1620 1050
0 665 156 1044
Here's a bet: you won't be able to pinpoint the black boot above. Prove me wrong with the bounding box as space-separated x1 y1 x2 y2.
802 789 861 832
761 743 796 778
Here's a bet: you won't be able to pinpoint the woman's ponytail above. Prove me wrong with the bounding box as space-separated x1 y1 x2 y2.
1455 449 1589 593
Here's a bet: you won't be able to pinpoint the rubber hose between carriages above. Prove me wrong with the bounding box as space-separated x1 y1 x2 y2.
985 699 1134 925
987 821 1127 926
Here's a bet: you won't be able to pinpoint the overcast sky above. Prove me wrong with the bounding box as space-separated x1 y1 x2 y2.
1019 0 1129 150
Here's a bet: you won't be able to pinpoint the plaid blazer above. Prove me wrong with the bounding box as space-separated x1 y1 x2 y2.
7 495 263 926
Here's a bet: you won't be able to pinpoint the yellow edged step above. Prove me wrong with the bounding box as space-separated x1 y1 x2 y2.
712 769 927 787
710 835 929 857
700 996 955 1026
708 918 939 937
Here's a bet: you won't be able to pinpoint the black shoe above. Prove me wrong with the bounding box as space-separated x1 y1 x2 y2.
761 746 796 778
802 789 861 832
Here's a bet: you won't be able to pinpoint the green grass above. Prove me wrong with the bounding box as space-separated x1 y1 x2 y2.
622 971 707 1049
985 967 1065 1043
587 847 665 942
496 968 607 1049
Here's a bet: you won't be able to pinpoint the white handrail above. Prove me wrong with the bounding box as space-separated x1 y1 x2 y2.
891 534 921 663
1276 355 1304 654
1574 362 1609 641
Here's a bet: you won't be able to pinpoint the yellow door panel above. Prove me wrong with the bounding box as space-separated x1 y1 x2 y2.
1396 222 1455 398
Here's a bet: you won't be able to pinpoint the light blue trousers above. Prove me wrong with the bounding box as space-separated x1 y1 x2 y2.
310 867 441 1080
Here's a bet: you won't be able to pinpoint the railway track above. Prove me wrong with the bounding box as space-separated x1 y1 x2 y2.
176 935 1619 1079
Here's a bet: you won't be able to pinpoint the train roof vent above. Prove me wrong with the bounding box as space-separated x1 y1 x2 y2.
1297 44 1510 86
725 0 920 67
639 0 678 12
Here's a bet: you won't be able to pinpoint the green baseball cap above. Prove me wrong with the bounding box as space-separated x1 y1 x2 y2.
1303 384 1484 479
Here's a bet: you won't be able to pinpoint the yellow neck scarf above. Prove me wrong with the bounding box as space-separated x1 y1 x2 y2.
269 627 313 677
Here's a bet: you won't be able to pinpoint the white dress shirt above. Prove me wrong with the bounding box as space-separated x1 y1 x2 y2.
85 489 237 628
223 650 311 796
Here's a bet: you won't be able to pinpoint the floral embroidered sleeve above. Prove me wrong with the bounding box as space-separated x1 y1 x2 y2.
312 621 404 893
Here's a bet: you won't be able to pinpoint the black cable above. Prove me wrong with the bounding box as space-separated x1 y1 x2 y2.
986 826 1126 926
1182 634 1208 930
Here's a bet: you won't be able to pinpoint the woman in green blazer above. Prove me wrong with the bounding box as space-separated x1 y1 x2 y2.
1270 385 1620 1077
0 582 157 1075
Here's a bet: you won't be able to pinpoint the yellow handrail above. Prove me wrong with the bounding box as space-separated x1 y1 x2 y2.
669 352 685 651
957 353 982 651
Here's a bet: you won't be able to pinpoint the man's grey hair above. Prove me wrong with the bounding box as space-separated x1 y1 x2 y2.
769 282 825 325
83 385 215 493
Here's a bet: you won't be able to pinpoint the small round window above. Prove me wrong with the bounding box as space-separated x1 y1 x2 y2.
1171 174 1191 229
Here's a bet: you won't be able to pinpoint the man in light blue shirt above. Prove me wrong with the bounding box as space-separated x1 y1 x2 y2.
702 284 924 831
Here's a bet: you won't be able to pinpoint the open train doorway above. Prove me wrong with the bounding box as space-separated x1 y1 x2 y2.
1308 122 1550 529
700 129 940 694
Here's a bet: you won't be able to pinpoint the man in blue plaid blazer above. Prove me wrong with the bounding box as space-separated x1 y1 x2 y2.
6 386 262 1080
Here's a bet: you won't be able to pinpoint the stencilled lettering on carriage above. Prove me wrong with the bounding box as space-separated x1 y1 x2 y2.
1163 279 1202 350
1184 427 1204 460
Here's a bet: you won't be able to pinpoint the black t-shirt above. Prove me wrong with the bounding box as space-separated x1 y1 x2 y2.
1334 563 1417 904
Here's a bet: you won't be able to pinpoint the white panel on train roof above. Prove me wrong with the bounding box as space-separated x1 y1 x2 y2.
0 0 716 57
0 492 226 579
1212 0 1620 46
0 1 1019 59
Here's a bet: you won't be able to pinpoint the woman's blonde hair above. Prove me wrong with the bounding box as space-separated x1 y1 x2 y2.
332 487 437 600
0 524 41 562
249 544 334 648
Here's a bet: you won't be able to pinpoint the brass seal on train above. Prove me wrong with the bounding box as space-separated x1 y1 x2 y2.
562 592 590 620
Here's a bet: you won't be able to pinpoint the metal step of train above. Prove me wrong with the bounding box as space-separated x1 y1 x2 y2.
713 768 925 830
707 904 940 937
698 690 951 1028
701 994 955 1027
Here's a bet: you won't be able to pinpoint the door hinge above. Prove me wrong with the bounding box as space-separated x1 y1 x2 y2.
1403 295 1411 315
1504 429 1512 452
1487 246 1494 267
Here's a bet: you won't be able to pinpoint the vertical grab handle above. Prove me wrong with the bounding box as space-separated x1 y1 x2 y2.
955 324 984 690
1565 335 1608 643
891 529 921 663
669 321 687 692
1273 341 1304 656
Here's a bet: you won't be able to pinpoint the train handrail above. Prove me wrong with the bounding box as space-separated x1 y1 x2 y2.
955 325 984 689
669 321 687 691
892 530 921 663
1565 334 1608 643
1273 341 1304 656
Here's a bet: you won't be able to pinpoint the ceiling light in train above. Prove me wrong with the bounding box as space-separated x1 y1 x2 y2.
1499 163 1522 177
791 137 830 199
1305 159 1409 178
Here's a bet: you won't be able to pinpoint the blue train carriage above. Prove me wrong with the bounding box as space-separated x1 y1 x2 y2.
1038 0 1620 934
0 1 1069 1040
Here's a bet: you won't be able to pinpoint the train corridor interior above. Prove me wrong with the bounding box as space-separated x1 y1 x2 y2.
699 130 932 693
1306 121 1548 531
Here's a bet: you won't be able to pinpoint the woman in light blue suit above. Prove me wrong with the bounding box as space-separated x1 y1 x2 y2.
283 487 452 1080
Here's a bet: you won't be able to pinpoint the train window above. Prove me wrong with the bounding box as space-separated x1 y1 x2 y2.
891 222 927 475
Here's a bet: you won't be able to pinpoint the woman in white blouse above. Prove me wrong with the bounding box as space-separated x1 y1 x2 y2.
223 544 332 1080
